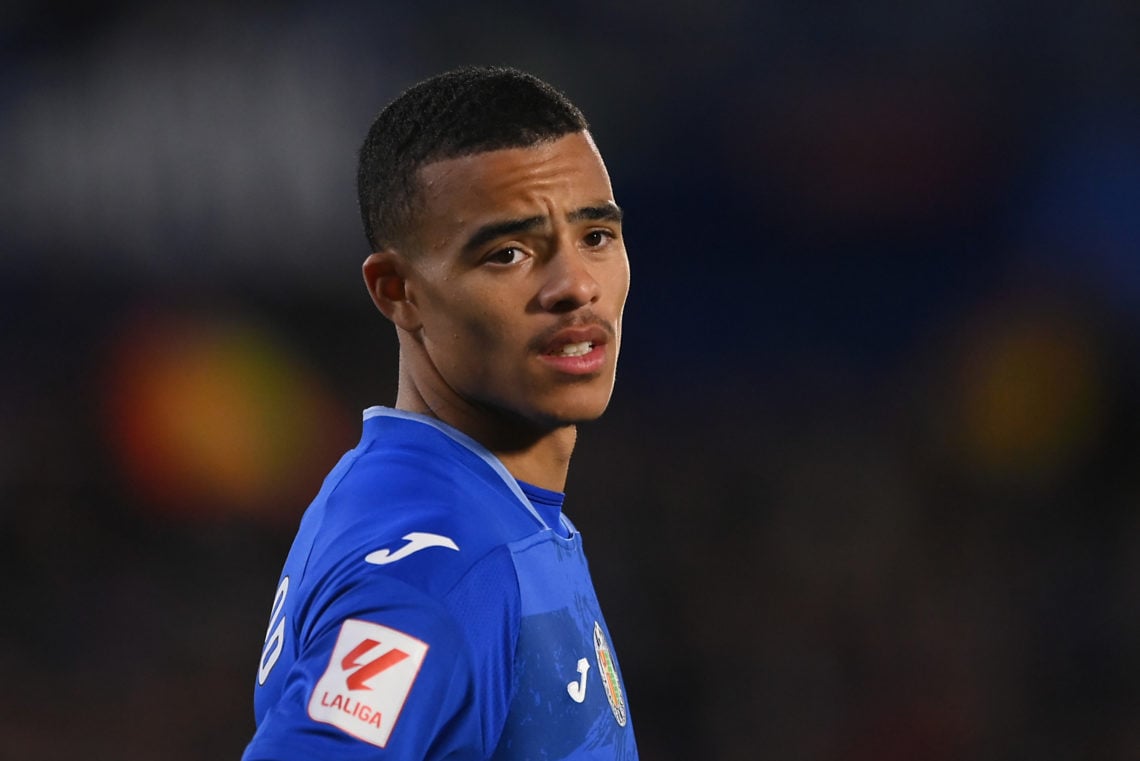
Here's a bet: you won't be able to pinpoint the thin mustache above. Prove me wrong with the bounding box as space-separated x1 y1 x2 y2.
528 313 616 351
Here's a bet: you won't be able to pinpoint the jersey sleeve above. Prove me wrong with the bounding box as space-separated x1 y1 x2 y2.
243 546 521 761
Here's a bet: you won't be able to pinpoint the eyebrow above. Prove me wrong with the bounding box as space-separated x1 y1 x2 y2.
568 202 624 225
461 202 624 253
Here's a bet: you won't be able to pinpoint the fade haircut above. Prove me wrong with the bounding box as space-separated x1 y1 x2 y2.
356 65 589 253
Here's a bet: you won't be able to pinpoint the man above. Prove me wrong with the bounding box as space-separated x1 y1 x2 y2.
242 65 637 760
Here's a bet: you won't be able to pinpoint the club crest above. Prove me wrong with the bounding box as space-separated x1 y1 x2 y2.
592 621 627 727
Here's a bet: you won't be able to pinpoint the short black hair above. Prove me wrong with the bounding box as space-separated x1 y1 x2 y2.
357 65 589 252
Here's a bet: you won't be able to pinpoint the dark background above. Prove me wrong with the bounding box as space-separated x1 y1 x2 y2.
3 1 1139 758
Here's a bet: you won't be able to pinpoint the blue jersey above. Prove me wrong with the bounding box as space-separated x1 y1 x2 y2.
243 407 637 760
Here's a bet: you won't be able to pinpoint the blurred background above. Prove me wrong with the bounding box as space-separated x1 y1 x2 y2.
3 0 1139 758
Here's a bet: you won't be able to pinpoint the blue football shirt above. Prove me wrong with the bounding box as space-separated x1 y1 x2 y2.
243 407 637 760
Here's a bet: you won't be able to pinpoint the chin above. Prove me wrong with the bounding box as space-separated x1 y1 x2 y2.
487 380 616 431
535 395 613 428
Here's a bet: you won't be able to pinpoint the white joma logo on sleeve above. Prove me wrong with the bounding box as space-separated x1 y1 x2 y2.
364 532 459 565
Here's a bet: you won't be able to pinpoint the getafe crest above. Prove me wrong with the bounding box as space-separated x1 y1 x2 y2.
592 621 627 727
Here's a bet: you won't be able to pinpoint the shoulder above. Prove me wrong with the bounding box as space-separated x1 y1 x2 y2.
296 421 536 605
249 412 537 759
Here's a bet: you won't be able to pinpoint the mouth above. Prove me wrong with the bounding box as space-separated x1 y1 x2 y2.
536 324 612 375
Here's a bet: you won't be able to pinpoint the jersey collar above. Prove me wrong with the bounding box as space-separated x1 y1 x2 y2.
362 406 573 535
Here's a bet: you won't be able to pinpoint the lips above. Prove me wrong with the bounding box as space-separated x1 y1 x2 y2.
535 323 612 375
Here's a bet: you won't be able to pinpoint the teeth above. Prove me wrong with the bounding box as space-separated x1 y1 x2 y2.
556 341 593 357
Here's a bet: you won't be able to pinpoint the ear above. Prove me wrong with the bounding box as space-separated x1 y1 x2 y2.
362 251 421 332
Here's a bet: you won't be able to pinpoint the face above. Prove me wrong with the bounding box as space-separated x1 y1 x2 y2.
397 131 630 431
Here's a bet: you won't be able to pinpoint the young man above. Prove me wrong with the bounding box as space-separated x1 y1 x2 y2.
242 66 637 760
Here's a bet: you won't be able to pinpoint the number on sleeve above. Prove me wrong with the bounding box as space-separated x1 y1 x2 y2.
257 576 290 685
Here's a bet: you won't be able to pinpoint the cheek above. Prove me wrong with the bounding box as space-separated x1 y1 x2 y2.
607 256 632 311
415 278 533 380
425 300 512 370
611 261 631 342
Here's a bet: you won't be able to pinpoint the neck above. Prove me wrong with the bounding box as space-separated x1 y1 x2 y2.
494 426 577 492
395 362 578 492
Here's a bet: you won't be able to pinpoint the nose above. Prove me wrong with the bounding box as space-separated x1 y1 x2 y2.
537 249 600 313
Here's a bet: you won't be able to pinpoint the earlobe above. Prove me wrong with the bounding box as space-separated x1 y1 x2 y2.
362 252 420 331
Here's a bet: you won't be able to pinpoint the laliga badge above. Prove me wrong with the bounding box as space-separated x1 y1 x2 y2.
308 619 429 747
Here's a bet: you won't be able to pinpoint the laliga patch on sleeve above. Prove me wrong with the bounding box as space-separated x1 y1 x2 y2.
308 619 429 748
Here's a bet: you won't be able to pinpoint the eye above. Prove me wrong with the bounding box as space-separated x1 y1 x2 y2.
484 246 526 265
583 229 615 248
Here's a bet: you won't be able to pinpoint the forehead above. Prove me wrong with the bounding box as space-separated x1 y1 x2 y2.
413 132 615 245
